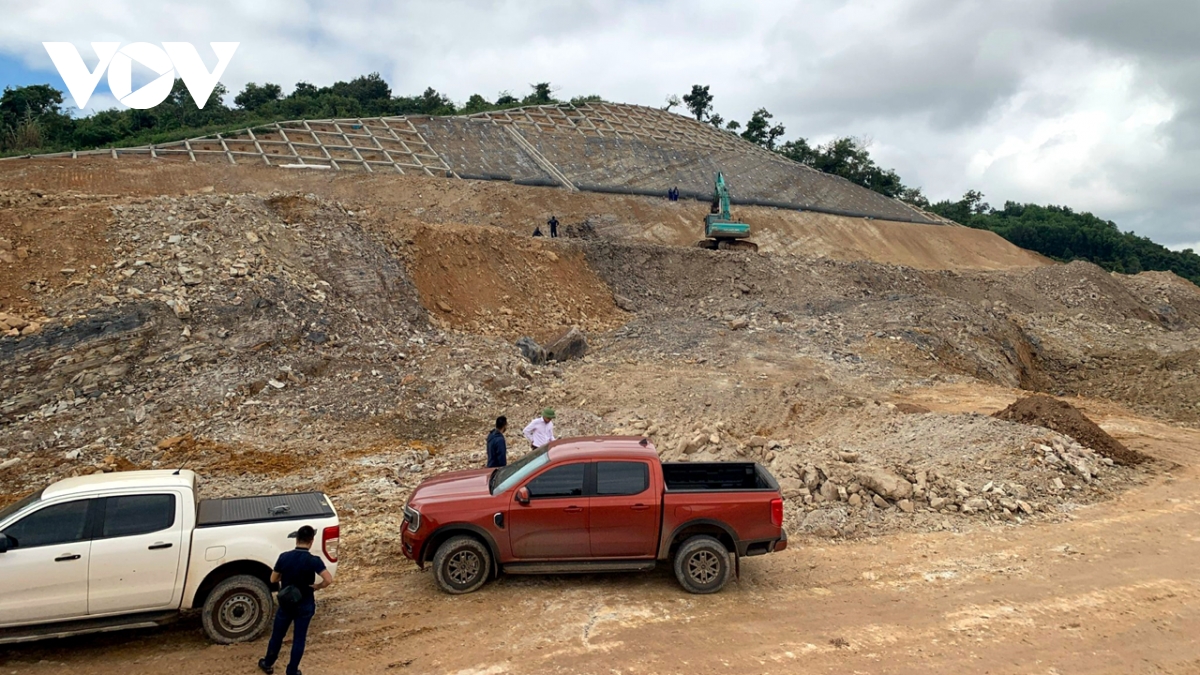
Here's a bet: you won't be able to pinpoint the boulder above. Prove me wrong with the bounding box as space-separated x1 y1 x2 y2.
854 466 913 501
516 336 547 365
545 327 588 362
778 477 804 500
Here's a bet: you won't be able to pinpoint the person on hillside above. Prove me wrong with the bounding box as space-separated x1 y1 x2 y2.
523 408 556 450
547 215 559 238
486 416 508 468
258 525 334 675
533 225 544 237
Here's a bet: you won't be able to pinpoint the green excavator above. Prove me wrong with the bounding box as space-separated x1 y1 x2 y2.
696 171 757 252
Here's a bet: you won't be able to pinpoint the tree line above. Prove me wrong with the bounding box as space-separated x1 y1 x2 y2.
0 75 594 156
2 75 1198 285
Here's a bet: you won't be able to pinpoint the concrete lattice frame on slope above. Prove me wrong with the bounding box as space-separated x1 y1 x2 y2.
1 102 946 225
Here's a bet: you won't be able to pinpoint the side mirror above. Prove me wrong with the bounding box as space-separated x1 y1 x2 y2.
515 487 531 505
0 534 9 553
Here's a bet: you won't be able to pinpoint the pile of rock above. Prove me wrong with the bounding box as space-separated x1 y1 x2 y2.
0 312 44 337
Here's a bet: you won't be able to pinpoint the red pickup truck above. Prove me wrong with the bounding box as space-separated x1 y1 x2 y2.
401 436 787 594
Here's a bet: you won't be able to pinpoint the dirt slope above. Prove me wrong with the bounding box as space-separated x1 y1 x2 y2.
0 157 1047 271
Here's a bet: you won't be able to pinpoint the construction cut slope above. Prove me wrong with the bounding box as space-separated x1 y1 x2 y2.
0 160 1045 273
6 102 943 226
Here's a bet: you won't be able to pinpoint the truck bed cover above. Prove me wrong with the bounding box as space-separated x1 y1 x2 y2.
197 492 334 528
662 462 779 492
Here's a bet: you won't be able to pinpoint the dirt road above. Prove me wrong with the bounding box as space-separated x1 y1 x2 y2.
3 409 1198 675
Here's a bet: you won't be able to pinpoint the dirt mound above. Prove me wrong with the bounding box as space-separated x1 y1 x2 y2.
399 222 626 341
992 394 1147 465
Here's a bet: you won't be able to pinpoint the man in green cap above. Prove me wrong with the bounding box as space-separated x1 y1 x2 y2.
522 408 557 450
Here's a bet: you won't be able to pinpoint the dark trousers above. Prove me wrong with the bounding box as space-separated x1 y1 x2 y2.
264 600 315 675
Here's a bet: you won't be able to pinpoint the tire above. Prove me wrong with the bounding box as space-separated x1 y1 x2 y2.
202 574 274 644
673 535 732 594
433 535 492 594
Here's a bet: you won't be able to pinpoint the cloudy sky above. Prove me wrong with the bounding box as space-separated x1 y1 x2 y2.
1 0 1198 249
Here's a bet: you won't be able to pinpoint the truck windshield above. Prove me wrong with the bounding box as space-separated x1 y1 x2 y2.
491 445 551 495
0 489 43 524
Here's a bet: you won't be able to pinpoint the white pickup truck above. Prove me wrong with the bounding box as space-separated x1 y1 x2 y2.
0 469 339 645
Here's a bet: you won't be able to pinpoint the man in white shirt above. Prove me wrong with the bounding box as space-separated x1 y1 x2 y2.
523 408 556 449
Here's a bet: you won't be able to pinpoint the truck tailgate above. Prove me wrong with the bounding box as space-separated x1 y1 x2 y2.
197 492 335 528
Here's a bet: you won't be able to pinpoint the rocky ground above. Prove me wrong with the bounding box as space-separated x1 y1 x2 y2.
2 159 1200 672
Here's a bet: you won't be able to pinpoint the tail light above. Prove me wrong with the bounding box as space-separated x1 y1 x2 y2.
322 525 339 563
770 498 783 528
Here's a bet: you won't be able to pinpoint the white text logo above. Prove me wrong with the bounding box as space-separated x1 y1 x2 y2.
42 42 239 110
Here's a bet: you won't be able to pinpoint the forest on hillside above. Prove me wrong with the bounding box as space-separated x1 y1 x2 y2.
2 75 1197 285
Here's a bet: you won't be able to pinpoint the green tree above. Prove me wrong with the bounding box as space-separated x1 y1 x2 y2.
524 83 555 105
234 82 283 111
740 108 785 149
462 93 492 114
683 85 713 121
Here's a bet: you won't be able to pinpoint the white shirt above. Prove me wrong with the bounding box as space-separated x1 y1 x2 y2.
523 417 556 448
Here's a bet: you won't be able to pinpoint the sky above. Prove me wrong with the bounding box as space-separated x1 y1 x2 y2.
1 0 1198 250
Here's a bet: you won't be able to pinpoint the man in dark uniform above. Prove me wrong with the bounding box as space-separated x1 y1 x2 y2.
258 525 334 675
486 416 508 468
547 215 559 238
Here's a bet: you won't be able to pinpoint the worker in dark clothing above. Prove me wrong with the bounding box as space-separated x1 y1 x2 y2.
486 416 508 468
258 525 333 675
547 215 559 238
533 226 543 237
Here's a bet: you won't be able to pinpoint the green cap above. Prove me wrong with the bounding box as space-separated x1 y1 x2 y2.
542 407 556 419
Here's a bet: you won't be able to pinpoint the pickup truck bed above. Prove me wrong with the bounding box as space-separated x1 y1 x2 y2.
196 492 335 527
662 462 778 491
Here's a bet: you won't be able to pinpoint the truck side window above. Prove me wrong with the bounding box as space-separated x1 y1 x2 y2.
596 461 650 496
2 500 90 549
526 463 585 499
102 494 176 538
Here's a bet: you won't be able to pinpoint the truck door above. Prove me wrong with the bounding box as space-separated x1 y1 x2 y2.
508 462 590 559
87 493 184 615
0 498 94 626
588 461 659 558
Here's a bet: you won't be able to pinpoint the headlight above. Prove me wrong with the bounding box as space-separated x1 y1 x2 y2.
403 505 421 533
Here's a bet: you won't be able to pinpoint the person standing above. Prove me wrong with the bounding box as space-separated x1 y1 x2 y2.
522 408 556 450
487 416 508 468
547 215 559 238
258 525 334 675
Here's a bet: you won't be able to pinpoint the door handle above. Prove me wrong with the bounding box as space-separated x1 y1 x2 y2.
631 504 650 511
564 506 584 513
55 554 81 562
149 542 174 550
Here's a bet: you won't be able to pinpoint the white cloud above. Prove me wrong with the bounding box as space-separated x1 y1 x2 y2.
0 0 1197 246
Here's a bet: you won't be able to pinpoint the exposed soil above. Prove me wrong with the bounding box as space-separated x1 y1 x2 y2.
1 157 1199 673
993 394 1148 465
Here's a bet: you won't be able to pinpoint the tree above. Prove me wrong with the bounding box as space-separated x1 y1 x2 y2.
663 94 681 112
291 82 319 98
462 94 492 114
725 120 741 131
683 85 713 121
740 108 785 149
234 82 282 111
524 82 555 105
709 113 724 129
495 91 518 105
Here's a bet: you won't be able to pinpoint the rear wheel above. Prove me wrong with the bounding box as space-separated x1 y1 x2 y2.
202 574 273 644
673 535 732 594
433 535 491 594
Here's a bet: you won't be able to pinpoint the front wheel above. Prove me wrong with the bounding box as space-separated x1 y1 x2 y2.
433 535 492 594
673 535 732 594
202 574 274 644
